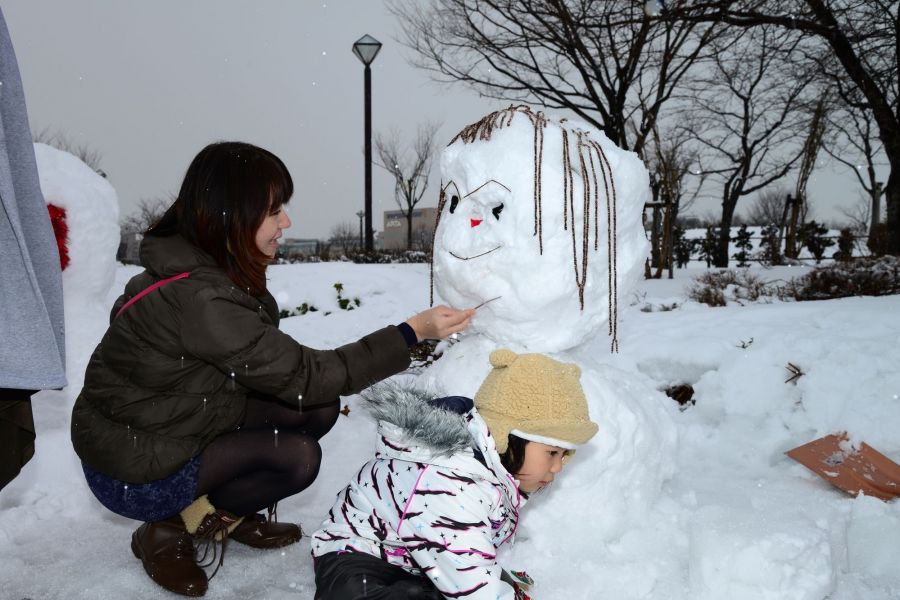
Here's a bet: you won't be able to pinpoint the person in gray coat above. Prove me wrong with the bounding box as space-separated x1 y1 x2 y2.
0 7 67 491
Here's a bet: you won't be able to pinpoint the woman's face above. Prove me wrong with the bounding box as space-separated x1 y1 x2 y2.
515 441 569 493
255 204 291 257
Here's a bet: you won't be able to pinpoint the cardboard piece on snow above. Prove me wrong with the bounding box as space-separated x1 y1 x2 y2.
786 433 900 502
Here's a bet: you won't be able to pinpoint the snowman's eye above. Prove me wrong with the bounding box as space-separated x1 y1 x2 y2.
449 195 460 213
492 203 504 220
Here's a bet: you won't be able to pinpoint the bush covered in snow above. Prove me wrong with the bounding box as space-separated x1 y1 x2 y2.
688 269 778 306
783 256 900 301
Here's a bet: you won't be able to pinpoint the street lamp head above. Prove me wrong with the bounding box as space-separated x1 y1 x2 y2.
352 34 382 66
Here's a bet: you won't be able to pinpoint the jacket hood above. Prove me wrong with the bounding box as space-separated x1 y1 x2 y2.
140 233 218 279
361 383 474 458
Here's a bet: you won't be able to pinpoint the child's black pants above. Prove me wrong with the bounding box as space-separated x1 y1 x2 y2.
314 551 443 600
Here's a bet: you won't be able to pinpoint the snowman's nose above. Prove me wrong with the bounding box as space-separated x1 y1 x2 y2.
470 219 483 228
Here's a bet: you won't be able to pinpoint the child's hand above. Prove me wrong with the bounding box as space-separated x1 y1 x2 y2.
502 569 534 599
405 305 475 341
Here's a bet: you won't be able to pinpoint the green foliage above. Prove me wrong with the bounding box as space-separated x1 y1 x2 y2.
697 226 718 268
673 226 695 268
759 224 783 266
732 224 754 267
835 228 855 261
279 302 319 319
798 220 834 263
334 282 361 311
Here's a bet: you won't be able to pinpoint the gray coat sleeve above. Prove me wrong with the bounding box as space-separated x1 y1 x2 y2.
0 7 66 390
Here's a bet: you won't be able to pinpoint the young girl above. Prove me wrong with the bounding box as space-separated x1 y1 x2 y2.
71 141 473 597
312 348 599 599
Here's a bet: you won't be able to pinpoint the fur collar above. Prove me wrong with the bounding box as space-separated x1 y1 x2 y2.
360 383 473 457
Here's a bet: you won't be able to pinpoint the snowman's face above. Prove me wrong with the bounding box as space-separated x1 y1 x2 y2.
432 112 650 353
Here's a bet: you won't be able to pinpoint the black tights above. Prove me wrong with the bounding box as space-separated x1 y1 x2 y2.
194 396 339 516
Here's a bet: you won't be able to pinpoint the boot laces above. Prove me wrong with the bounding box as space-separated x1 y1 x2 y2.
193 511 238 580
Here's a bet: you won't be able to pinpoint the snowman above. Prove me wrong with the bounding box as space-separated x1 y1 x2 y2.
421 106 678 594
35 142 120 391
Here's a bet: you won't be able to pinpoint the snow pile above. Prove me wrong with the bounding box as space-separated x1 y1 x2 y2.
688 505 833 600
2 260 900 599
35 142 119 389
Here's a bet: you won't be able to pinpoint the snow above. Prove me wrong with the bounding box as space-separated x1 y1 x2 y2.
4 261 899 599
3 146 899 600
433 109 649 352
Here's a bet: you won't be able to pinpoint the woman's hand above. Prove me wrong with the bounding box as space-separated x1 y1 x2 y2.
405 305 475 342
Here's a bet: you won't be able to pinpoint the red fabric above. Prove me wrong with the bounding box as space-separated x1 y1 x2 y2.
47 203 69 271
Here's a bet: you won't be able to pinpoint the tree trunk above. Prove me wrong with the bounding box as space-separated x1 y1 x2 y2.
406 211 414 251
885 168 900 255
784 193 805 259
715 196 738 268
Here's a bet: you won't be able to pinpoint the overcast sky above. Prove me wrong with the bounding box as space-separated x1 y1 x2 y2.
4 1 883 239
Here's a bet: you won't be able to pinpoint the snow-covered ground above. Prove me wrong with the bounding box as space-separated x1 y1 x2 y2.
2 261 898 599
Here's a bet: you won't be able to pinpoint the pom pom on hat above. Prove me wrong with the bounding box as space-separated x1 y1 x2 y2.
474 349 598 453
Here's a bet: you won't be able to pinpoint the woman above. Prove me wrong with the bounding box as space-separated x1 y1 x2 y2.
71 141 473 597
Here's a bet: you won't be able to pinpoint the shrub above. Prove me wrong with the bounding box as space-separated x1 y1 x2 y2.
732 224 754 267
798 220 834 263
688 269 777 307
759 224 783 266
782 256 900 301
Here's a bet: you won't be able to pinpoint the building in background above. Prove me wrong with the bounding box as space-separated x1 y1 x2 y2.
278 238 322 260
382 207 437 251
117 232 142 264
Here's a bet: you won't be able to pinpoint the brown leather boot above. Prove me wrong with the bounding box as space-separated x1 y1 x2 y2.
229 512 302 549
131 517 208 597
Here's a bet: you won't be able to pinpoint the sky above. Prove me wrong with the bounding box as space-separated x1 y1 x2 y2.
3 1 886 239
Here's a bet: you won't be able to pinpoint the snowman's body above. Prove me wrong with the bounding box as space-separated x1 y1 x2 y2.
35 143 119 390
423 107 677 591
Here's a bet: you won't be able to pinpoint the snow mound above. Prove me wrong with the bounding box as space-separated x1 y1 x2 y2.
689 505 834 600
35 142 119 389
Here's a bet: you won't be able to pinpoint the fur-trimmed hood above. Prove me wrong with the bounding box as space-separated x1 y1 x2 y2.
360 383 474 458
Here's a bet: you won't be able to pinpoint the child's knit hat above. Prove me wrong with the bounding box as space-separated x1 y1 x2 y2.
474 349 598 453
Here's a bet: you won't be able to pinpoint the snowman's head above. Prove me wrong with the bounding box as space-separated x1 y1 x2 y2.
432 106 649 352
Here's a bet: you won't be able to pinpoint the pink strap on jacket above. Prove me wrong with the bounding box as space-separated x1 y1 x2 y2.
114 272 190 319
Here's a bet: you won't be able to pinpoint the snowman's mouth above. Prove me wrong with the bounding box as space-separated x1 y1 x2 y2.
448 245 502 261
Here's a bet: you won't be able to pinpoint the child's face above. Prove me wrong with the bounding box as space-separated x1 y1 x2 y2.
515 441 570 493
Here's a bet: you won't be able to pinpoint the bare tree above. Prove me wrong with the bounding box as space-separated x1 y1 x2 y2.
823 87 888 239
374 123 440 250
328 221 359 257
784 93 830 258
644 125 703 277
121 196 173 236
682 25 814 266
33 127 105 176
745 186 789 226
838 193 874 235
671 0 900 255
389 0 723 157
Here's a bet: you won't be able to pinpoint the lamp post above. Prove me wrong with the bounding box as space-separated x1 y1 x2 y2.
352 34 382 252
356 210 365 251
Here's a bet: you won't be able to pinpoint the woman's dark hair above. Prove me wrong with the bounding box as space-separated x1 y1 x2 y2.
148 141 293 296
499 434 529 476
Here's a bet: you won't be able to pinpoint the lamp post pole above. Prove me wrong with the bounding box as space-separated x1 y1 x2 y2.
356 210 365 251
352 34 382 252
363 63 373 251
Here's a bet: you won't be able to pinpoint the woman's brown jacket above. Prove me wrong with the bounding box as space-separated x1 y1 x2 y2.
71 234 410 483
